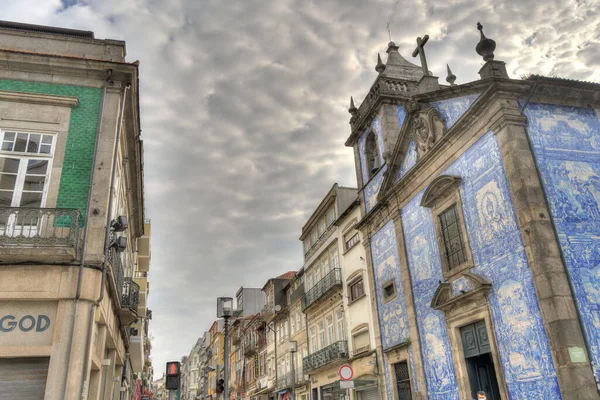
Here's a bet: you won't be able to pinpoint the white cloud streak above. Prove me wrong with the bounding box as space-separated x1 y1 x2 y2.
1 0 598 373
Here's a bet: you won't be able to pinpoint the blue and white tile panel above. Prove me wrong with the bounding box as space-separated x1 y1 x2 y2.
523 102 600 386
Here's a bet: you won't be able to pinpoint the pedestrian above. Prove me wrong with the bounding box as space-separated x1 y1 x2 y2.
477 391 487 400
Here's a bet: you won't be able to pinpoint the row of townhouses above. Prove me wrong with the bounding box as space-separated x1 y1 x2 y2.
0 21 154 399
181 22 600 400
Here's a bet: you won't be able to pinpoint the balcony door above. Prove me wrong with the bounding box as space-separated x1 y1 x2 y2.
0 131 55 236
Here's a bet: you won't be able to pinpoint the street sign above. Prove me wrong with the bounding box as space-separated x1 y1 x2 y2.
340 380 354 389
338 364 354 381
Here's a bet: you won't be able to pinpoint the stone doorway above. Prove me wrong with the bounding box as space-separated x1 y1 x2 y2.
460 320 501 400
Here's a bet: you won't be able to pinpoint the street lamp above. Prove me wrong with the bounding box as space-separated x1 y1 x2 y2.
217 297 234 400
288 341 297 400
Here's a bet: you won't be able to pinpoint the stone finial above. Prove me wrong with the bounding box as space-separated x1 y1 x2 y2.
348 96 358 115
375 53 386 73
476 22 496 61
446 64 456 85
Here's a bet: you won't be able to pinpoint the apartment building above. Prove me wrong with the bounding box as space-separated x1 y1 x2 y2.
336 202 381 400
300 184 356 400
261 272 295 400
283 273 309 400
0 21 150 399
207 320 225 400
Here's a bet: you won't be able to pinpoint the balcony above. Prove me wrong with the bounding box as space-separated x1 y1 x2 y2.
136 222 151 272
0 207 81 263
289 282 305 305
134 274 148 315
303 341 348 372
304 224 335 262
262 303 275 318
244 342 257 356
119 277 140 325
130 334 144 373
301 269 342 312
276 371 308 390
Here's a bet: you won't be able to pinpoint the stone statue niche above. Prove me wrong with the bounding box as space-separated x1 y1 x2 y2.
406 100 447 158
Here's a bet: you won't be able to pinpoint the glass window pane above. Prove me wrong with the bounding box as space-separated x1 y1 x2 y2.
27 159 48 175
39 144 52 154
14 133 27 152
0 190 14 206
3 132 15 141
23 175 46 191
27 134 41 153
0 158 20 174
42 135 53 144
20 192 42 207
2 141 13 151
0 174 17 190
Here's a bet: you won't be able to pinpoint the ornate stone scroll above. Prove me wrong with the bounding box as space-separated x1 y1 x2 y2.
406 100 446 158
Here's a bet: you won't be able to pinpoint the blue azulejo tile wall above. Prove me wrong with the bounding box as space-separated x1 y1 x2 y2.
358 116 386 212
523 102 600 386
370 220 418 399
430 93 480 130
401 132 560 399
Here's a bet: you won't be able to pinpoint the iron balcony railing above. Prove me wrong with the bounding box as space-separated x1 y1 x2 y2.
304 224 335 261
244 342 257 356
303 340 348 372
109 249 125 302
276 372 294 390
0 207 81 248
301 268 342 311
122 277 140 313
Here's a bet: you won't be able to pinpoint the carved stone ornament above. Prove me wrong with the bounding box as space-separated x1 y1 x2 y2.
406 100 446 158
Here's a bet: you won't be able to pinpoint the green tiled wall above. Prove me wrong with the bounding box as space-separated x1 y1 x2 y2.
0 79 102 222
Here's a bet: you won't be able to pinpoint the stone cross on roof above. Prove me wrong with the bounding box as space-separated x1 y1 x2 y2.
412 34 431 76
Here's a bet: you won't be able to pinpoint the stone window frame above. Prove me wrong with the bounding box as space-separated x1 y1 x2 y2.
421 175 474 281
382 279 396 303
0 92 78 210
385 346 415 400
346 270 366 305
350 323 370 355
364 128 381 178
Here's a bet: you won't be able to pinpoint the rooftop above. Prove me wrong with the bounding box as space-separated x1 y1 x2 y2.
0 20 94 39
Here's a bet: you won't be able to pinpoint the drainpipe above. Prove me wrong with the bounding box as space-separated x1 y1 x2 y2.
80 80 131 399
62 69 112 399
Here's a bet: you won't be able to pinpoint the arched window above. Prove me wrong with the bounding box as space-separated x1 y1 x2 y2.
365 130 381 177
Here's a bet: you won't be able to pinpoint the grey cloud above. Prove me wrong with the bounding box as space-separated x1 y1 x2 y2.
1 0 598 372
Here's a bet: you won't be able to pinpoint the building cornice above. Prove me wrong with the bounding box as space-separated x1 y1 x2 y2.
0 89 79 107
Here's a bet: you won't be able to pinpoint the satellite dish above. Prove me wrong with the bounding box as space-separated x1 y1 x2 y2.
274 305 281 312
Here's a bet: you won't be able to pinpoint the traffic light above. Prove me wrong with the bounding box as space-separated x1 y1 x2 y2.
166 361 180 376
216 378 225 394
165 361 181 390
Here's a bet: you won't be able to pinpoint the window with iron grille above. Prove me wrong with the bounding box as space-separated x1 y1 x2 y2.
438 204 467 270
349 278 364 302
393 361 411 400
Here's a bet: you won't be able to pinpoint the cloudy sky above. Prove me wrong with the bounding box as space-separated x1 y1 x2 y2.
1 0 598 375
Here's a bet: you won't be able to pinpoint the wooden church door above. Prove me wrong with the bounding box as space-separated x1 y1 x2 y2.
460 320 501 400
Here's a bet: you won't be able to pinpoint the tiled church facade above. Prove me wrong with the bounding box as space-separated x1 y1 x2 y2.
347 25 600 400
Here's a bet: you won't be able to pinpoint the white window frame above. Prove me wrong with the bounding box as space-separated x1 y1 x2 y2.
326 316 334 345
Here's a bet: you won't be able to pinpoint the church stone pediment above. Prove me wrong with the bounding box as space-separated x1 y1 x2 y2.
430 272 491 312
